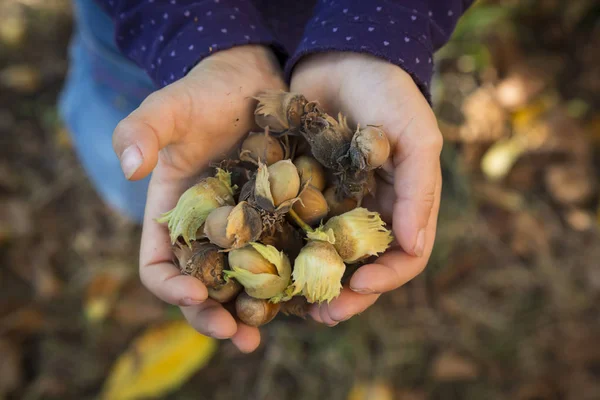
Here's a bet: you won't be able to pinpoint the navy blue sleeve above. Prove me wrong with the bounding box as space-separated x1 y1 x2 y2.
94 0 285 88
285 0 475 102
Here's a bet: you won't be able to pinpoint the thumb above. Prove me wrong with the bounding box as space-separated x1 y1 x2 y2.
112 89 180 181
391 118 443 257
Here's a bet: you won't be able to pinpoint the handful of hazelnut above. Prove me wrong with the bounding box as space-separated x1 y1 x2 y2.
158 91 393 327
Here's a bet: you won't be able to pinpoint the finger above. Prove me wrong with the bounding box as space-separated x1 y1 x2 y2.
309 305 324 324
180 300 238 339
112 88 183 181
350 169 441 293
319 303 338 327
324 287 380 322
391 119 442 256
231 322 261 353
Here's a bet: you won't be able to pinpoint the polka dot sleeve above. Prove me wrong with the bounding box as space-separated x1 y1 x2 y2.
285 0 474 103
95 0 285 88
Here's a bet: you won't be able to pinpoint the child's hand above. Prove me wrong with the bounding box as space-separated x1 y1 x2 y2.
290 52 443 326
112 45 286 353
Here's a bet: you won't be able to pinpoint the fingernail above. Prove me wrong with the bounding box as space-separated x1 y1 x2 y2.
120 145 143 179
180 297 204 307
414 228 425 257
350 286 376 295
210 331 233 339
326 322 339 327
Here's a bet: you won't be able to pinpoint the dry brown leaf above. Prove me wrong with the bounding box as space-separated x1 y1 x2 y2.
0 339 22 396
84 265 132 323
111 284 166 327
101 320 217 400
496 57 561 111
347 381 394 400
544 164 596 206
395 389 427 400
0 64 41 93
0 307 45 336
431 351 479 381
460 86 509 143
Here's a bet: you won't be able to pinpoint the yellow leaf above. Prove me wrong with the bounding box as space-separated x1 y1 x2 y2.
347 381 394 400
511 93 558 132
101 320 217 400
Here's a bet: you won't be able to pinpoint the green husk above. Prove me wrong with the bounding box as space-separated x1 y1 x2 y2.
225 242 292 302
292 241 345 304
157 169 235 247
316 207 393 263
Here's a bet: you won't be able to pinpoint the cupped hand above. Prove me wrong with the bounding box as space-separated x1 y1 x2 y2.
112 45 286 352
290 52 443 326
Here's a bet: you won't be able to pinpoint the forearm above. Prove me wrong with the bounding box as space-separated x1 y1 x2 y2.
285 0 475 102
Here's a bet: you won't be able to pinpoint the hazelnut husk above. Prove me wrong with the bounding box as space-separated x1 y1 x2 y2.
173 241 226 289
292 185 329 226
157 169 235 246
226 243 292 301
240 131 285 166
292 240 345 304
254 90 308 134
235 292 281 327
267 160 301 207
253 160 301 213
309 207 393 264
300 105 353 169
293 155 327 191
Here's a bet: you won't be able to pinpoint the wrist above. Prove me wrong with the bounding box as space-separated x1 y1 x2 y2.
190 45 285 90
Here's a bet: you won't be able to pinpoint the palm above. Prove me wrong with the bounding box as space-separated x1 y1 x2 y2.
290 53 443 325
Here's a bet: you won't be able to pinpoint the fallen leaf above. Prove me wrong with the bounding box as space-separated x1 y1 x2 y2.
544 163 596 206
0 11 25 47
0 339 22 396
0 64 41 93
347 381 394 400
460 85 509 143
111 284 166 327
0 307 45 336
101 320 217 400
480 136 528 181
431 351 479 381
84 265 132 323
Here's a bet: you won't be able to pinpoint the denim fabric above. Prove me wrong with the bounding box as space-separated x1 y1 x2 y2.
59 0 156 223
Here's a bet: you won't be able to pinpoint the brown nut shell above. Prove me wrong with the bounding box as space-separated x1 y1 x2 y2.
174 242 227 289
254 90 308 133
293 155 327 191
323 187 358 218
350 126 390 170
235 292 281 327
204 206 235 248
292 186 329 226
208 279 242 303
240 132 285 166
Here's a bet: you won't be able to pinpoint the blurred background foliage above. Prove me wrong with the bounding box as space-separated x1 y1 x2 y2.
0 0 599 399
